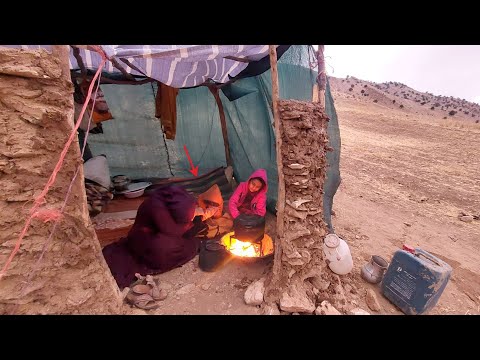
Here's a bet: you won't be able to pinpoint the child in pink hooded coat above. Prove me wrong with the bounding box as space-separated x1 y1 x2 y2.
229 169 268 219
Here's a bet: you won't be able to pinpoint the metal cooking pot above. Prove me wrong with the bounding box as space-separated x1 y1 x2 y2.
198 239 232 272
361 255 389 284
233 214 265 243
112 175 131 192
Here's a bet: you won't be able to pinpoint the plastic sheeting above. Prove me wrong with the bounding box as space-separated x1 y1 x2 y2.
2 45 276 88
323 79 342 231
87 45 341 229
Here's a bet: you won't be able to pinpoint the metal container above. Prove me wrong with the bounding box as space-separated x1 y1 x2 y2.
361 255 389 284
233 214 265 243
198 239 232 272
112 175 131 192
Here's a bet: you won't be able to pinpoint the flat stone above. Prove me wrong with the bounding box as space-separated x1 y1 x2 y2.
279 284 316 313
262 303 281 315
349 308 370 315
460 215 474 223
365 289 382 312
315 301 342 315
244 278 265 306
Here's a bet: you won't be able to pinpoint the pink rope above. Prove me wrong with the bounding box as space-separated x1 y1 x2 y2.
30 209 63 223
0 51 107 280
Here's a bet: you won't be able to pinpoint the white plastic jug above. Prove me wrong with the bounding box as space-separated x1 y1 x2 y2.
323 234 353 275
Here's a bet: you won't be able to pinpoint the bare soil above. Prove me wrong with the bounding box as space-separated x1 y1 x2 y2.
124 85 480 315
331 95 480 315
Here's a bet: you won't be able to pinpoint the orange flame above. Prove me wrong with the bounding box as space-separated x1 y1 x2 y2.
221 232 273 258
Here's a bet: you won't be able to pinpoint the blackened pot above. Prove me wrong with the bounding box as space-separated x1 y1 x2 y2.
233 214 265 243
198 239 232 272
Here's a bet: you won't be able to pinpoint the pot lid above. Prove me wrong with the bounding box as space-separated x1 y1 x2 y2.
324 234 340 248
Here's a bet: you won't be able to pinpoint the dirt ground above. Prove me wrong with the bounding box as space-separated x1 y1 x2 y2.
332 96 480 315
123 89 480 315
122 212 277 315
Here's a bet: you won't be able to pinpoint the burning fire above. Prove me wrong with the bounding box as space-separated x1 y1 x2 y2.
221 232 273 258
227 236 260 257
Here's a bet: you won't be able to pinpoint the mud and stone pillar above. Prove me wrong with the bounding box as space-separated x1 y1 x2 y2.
0 46 122 314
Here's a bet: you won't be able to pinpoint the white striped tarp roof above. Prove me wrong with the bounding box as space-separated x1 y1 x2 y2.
2 45 275 88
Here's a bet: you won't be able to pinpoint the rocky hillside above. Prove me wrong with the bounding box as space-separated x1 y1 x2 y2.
329 76 480 123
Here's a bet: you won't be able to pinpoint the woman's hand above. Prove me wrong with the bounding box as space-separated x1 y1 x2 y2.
193 206 205 219
202 206 219 221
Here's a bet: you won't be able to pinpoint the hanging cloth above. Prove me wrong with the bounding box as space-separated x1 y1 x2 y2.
155 82 179 140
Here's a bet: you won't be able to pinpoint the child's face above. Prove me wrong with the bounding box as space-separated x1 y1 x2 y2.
248 179 263 193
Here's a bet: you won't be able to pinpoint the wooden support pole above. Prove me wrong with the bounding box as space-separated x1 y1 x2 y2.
120 58 149 77
71 72 153 85
224 55 251 63
72 46 87 81
317 45 326 109
110 57 136 81
269 45 285 279
208 86 233 167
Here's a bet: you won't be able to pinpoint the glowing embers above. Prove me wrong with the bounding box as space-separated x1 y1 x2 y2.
220 232 274 258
